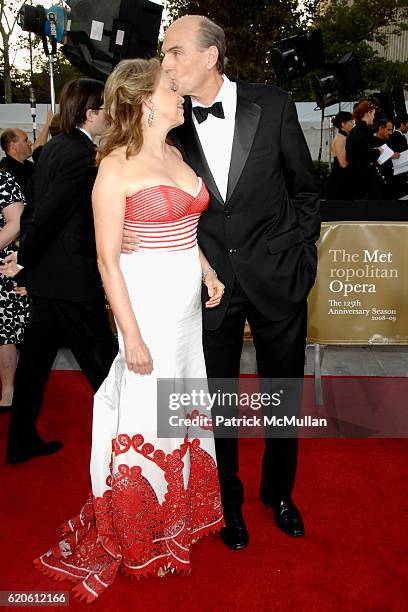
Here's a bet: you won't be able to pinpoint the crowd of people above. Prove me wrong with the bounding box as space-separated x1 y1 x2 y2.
326 103 408 200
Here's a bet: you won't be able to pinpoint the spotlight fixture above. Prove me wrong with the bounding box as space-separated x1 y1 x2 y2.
310 54 363 109
270 29 325 82
335 52 363 101
310 71 341 109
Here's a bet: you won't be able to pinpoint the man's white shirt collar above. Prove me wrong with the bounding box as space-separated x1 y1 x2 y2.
191 75 236 116
190 75 237 202
76 126 94 142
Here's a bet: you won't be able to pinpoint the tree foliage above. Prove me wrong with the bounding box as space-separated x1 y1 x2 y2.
165 0 304 83
315 0 408 91
0 0 83 104
165 0 408 98
0 0 24 102
7 51 84 104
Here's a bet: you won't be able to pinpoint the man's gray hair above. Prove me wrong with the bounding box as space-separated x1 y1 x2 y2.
196 16 226 74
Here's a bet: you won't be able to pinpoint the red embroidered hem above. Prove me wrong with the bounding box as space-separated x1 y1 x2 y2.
34 437 223 603
34 522 221 604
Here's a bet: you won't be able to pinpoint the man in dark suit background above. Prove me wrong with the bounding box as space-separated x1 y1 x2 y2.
2 79 118 465
389 114 408 198
0 113 55 193
122 15 320 549
389 115 408 153
0 128 34 192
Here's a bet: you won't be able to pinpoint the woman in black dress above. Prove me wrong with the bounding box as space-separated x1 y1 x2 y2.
346 100 382 200
326 111 353 199
0 171 30 411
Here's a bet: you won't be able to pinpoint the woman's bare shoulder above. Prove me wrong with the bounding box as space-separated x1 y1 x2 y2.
98 148 127 172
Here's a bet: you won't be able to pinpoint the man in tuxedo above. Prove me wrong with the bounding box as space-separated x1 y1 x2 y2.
389 115 408 153
373 119 400 199
389 115 408 198
123 15 320 548
2 79 118 465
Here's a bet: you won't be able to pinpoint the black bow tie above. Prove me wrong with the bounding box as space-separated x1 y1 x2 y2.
193 101 225 124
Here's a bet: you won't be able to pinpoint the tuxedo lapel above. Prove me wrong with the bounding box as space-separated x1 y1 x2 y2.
226 88 261 204
175 90 261 206
177 98 224 206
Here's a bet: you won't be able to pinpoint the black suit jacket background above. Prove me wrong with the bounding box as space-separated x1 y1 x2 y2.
389 130 408 153
16 129 103 302
172 81 320 329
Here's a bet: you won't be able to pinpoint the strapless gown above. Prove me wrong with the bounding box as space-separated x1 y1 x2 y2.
34 178 223 602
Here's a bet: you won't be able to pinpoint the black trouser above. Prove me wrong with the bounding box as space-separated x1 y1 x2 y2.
203 278 307 513
7 295 118 455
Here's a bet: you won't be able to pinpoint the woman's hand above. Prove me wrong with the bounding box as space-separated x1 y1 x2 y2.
124 336 153 374
13 283 28 297
121 230 140 254
0 252 19 278
204 271 225 308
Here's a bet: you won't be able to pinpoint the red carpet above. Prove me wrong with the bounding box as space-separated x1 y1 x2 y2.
1 371 407 611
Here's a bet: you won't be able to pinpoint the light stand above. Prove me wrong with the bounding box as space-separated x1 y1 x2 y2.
29 85 37 141
28 26 37 141
326 113 337 170
41 12 58 112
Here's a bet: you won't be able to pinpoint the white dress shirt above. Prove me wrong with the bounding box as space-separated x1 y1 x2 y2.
192 75 237 202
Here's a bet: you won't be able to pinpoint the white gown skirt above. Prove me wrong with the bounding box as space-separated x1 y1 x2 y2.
34 245 223 603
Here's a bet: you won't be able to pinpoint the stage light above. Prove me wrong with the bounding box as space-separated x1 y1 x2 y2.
18 3 68 43
270 29 325 83
63 0 163 80
18 1 163 82
310 71 341 109
370 85 407 119
336 53 363 101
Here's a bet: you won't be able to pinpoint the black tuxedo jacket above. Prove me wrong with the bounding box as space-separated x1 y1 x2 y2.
172 81 320 329
389 130 408 153
15 129 103 302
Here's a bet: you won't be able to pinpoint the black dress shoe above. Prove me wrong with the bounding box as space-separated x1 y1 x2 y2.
261 496 305 537
7 439 63 465
220 509 249 550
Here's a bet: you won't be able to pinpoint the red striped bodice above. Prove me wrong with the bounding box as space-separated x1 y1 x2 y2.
124 177 209 252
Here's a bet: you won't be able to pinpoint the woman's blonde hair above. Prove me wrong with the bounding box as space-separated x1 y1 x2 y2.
96 57 161 164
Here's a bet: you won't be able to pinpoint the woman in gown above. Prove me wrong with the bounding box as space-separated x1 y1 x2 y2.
325 111 353 200
34 58 224 602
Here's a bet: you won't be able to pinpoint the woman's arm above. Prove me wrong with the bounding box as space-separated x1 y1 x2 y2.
198 246 225 309
333 135 348 168
93 156 153 374
0 202 24 251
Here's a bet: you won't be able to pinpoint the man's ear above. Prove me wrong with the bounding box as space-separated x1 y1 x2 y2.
207 45 219 70
85 108 95 123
